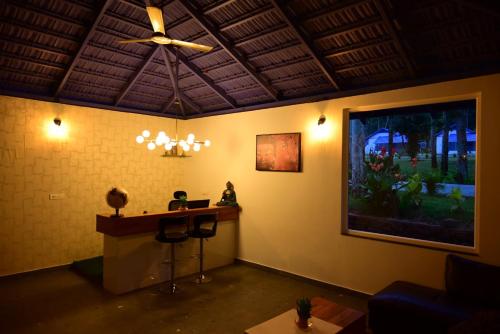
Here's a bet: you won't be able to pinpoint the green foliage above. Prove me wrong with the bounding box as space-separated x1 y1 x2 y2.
296 298 312 319
423 170 443 195
449 187 465 215
399 173 423 217
179 195 188 206
362 150 400 216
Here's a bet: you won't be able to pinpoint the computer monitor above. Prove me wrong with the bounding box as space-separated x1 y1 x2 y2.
187 199 210 209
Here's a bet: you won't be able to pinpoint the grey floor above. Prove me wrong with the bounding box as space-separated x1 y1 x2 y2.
0 263 368 334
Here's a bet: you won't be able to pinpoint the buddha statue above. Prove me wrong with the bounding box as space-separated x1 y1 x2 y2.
216 181 238 207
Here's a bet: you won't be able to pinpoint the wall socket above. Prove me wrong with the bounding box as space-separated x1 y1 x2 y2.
49 193 65 200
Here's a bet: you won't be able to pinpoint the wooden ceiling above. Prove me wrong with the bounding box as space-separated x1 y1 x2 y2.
1 0 499 119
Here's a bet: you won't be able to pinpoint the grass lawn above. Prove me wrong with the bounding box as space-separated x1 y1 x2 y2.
349 193 474 226
387 156 475 184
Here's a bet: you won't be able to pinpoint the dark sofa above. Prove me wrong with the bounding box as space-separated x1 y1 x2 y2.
368 254 500 334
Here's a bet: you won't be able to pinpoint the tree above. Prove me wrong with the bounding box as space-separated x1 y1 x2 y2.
441 112 449 176
350 118 366 194
429 113 438 169
455 110 468 183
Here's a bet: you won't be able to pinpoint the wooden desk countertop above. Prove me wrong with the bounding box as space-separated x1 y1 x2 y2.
96 206 240 237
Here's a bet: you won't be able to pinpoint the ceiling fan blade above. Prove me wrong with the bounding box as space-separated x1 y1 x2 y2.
146 6 165 34
170 39 213 52
117 38 154 44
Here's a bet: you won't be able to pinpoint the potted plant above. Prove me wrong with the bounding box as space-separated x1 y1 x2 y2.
296 297 312 329
178 195 188 210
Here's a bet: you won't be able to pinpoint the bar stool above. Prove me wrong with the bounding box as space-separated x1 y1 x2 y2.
189 213 218 284
155 215 189 293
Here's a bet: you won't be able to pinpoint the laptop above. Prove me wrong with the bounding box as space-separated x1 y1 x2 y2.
187 199 210 209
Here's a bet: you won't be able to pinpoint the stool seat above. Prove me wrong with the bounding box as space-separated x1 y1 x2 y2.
188 228 216 239
156 232 188 243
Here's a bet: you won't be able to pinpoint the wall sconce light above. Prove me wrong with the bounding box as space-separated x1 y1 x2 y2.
47 117 68 139
318 114 326 126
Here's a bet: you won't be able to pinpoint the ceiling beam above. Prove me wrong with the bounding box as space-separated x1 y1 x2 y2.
0 51 65 71
372 0 416 77
115 46 160 106
165 46 237 108
160 46 185 116
269 0 342 90
177 0 279 101
161 95 176 114
54 0 114 97
0 37 71 57
334 55 400 73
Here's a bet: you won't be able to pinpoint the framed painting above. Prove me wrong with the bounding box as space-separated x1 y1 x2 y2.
342 97 479 253
256 133 301 172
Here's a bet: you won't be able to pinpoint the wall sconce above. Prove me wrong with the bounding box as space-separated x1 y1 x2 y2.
318 114 326 126
47 117 68 139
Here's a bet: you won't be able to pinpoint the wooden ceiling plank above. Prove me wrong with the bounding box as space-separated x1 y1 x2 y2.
164 46 237 107
177 0 279 101
203 0 237 15
372 0 416 77
454 0 500 20
269 0 342 90
6 1 86 28
334 55 400 73
219 5 274 32
115 46 160 106
2 18 81 44
234 25 290 47
55 0 114 97
313 16 383 43
324 37 393 58
0 51 65 71
0 36 71 57
300 0 372 24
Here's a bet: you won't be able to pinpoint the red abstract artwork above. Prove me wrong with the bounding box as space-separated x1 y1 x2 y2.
256 133 301 172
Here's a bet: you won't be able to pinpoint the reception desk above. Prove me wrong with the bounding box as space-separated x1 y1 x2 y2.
96 206 239 294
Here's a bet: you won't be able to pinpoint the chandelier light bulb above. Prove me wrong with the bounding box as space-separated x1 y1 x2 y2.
164 136 170 144
165 143 173 151
172 141 177 146
136 135 144 144
193 143 201 152
183 144 190 152
204 139 211 147
179 139 186 147
158 131 166 138
155 136 164 146
147 142 156 150
187 133 195 144
142 130 150 138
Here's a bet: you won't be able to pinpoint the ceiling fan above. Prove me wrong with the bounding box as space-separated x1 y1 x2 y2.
117 6 213 52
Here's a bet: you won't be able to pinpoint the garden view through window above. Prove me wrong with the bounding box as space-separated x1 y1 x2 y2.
347 99 476 248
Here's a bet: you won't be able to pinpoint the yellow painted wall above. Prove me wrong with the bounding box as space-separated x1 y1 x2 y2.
0 96 185 275
183 74 500 294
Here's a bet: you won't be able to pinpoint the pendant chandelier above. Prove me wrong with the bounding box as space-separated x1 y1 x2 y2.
135 47 210 156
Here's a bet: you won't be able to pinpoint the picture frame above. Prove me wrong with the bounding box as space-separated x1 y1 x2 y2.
256 132 301 172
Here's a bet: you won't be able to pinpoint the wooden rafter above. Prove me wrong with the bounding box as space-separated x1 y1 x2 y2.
300 0 372 23
372 0 416 78
160 46 202 115
324 37 393 59
269 0 342 90
115 46 160 106
164 46 237 108
54 0 114 97
177 0 279 101
219 4 274 32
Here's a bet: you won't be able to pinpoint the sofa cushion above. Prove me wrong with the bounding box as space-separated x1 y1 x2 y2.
369 281 476 334
446 254 500 308
448 310 500 334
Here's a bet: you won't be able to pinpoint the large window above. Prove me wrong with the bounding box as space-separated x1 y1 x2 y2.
343 98 478 252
